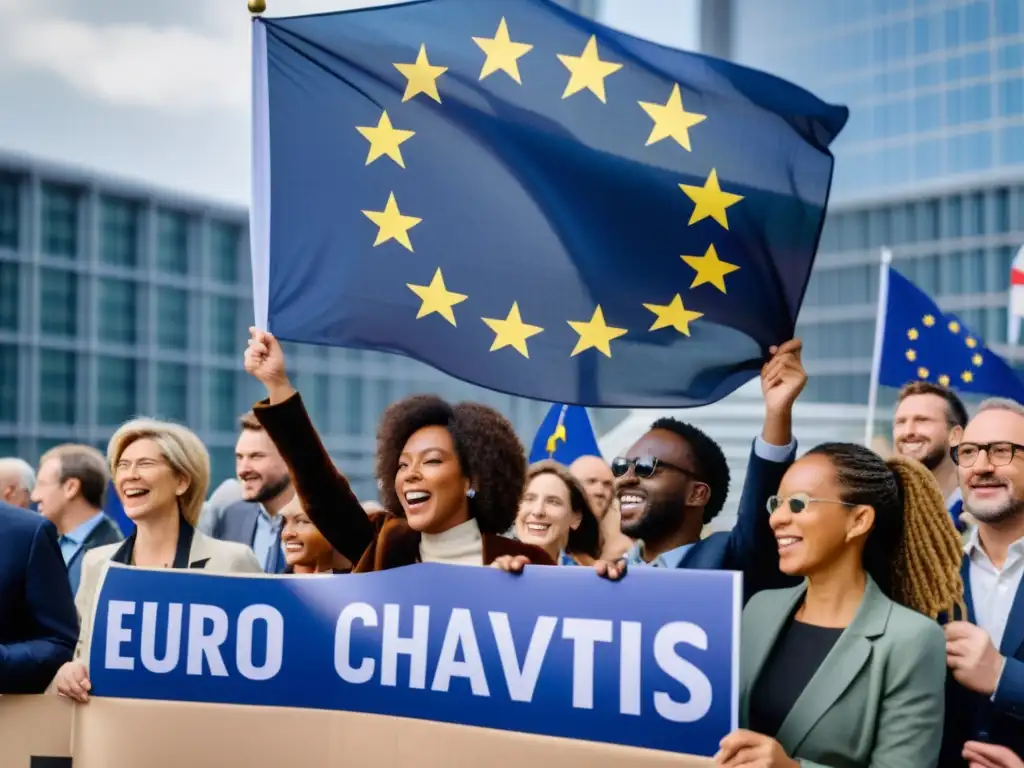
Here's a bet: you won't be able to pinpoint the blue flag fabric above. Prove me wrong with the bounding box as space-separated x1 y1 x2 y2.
528 404 601 464
103 479 134 536
251 0 848 407
878 267 1024 401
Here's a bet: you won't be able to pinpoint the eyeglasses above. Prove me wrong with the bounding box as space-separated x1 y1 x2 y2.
611 455 696 480
766 493 857 514
951 441 1024 468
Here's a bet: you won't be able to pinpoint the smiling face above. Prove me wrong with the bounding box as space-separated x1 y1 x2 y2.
893 393 957 470
959 408 1024 524
114 438 189 523
770 454 873 577
235 427 291 505
515 472 580 558
280 499 334 570
569 456 614 518
395 425 471 534
614 429 704 541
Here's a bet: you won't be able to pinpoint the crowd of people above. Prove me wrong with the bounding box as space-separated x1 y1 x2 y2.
0 327 1022 768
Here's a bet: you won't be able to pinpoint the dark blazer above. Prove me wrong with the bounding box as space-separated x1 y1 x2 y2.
203 499 261 545
253 392 554 571
940 555 1024 764
66 513 124 595
741 577 947 767
678 439 797 602
0 502 79 693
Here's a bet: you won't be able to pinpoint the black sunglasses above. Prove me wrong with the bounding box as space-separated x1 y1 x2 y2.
611 455 696 480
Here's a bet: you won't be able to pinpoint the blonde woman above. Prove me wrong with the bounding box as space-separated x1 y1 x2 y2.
51 418 262 702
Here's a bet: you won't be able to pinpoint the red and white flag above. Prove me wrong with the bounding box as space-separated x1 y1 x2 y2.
1010 245 1024 345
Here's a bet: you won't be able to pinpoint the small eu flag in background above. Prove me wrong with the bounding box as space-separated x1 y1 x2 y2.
528 404 601 465
877 266 1024 402
251 0 848 408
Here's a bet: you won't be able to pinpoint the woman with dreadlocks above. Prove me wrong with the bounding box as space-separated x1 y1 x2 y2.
714 443 964 768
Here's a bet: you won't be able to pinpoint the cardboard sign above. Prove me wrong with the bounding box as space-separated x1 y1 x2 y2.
89 563 740 757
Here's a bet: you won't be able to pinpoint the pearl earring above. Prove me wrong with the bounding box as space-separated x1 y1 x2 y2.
466 488 476 499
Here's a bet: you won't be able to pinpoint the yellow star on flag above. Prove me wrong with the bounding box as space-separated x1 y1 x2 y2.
557 35 623 103
394 44 448 103
407 268 467 326
918 367 929 379
682 244 740 293
938 374 950 387
568 305 627 358
473 17 533 84
481 302 544 358
907 328 919 340
679 169 744 229
362 193 422 252
643 294 704 336
638 84 706 151
972 353 983 366
906 349 916 362
355 111 415 168
966 337 978 348
962 371 974 383
923 314 935 327
948 320 960 333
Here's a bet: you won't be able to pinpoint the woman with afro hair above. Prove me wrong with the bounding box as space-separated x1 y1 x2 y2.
243 329 553 570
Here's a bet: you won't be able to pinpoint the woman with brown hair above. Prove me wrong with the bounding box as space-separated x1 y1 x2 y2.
515 460 600 566
243 329 552 571
715 443 964 768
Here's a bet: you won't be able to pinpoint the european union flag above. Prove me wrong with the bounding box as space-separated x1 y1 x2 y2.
528 404 601 464
878 267 1024 401
251 0 847 407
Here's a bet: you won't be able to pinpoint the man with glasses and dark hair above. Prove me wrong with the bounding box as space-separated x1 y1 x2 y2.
607 340 806 601
941 397 1024 763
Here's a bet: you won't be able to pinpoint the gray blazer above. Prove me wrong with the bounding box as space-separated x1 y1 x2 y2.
740 576 946 768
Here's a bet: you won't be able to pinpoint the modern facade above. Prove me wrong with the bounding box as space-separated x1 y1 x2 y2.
0 153 581 500
718 0 1024 427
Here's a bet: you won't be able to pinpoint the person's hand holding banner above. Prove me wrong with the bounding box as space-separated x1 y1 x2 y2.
715 729 797 767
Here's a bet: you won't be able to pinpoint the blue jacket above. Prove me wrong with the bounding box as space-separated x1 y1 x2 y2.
0 502 79 693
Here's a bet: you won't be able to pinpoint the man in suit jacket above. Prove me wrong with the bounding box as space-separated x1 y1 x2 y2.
614 341 805 600
32 444 124 595
942 397 1024 763
198 411 294 573
891 381 969 530
0 501 78 693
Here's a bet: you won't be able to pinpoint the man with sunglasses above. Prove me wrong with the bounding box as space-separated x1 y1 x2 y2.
602 340 805 601
941 397 1024 764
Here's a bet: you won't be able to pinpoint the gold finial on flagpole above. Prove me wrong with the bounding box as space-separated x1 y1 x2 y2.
248 0 267 14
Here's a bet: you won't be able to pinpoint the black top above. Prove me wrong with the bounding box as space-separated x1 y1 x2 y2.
748 616 843 738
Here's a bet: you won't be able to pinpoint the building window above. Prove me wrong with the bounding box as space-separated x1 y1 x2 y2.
967 193 985 237
209 222 240 283
0 344 16 422
156 362 188 422
39 349 76 424
996 189 1011 233
945 197 963 239
39 268 78 337
0 174 19 250
100 196 140 267
0 262 18 331
41 183 79 258
99 279 137 345
157 211 189 275
209 447 235 489
340 375 364 436
156 288 189 350
209 296 238 355
97 356 137 425
209 370 236 431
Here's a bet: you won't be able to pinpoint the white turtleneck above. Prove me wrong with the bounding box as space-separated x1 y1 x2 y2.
419 517 484 566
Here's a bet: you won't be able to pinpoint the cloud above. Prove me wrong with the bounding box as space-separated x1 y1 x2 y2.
0 0 392 114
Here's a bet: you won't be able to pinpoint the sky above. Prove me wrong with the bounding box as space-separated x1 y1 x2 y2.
0 0 698 206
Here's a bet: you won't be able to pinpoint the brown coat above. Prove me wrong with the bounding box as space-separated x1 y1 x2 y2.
253 392 553 572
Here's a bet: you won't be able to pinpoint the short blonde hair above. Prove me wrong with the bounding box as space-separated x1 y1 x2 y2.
107 419 210 527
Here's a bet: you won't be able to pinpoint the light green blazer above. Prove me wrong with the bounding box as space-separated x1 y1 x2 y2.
739 576 946 768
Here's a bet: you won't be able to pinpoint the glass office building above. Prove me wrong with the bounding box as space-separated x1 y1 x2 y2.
0 154 571 499
724 0 1024 415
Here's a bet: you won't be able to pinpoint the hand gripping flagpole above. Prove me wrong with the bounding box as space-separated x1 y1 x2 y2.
864 247 893 447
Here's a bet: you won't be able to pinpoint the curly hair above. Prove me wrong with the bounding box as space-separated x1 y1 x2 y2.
375 395 526 534
807 442 965 619
526 460 601 559
650 417 730 525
